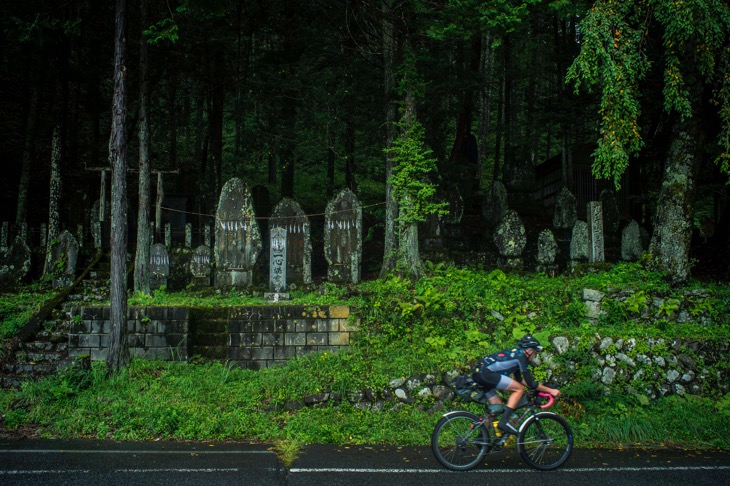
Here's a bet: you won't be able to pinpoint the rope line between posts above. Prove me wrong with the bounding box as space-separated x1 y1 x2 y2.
159 201 386 220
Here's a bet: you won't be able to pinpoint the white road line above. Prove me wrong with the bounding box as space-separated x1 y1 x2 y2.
0 449 273 455
1 465 728 475
288 466 730 474
1 470 92 475
0 468 280 475
116 468 242 473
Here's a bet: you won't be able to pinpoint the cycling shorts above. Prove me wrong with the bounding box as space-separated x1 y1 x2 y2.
472 368 514 391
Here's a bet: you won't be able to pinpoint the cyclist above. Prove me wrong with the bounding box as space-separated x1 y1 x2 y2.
472 334 561 435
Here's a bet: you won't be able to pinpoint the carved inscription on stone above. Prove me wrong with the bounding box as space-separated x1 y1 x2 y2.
587 201 605 263
324 189 362 284
214 178 262 288
150 243 170 290
270 198 312 286
269 227 287 293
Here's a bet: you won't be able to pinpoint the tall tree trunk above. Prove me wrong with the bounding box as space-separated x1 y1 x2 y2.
327 122 335 198
167 73 178 170
16 88 38 228
44 76 66 276
380 0 398 277
493 68 504 181
134 0 151 294
107 0 129 374
649 113 701 285
210 47 225 199
449 36 480 163
345 119 356 191
44 120 63 275
281 158 295 198
396 74 422 279
268 153 277 185
502 35 513 175
478 33 492 178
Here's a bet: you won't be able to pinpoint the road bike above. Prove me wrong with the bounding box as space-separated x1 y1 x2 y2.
431 390 573 471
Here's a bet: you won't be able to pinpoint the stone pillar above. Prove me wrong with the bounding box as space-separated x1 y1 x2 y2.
189 244 212 287
165 223 172 248
553 186 578 230
50 230 79 288
324 188 362 284
569 220 589 270
270 198 312 287
536 228 559 274
587 201 605 263
0 222 7 251
493 209 526 269
621 220 643 261
185 224 193 248
150 243 170 290
214 178 262 288
91 199 110 251
267 227 288 300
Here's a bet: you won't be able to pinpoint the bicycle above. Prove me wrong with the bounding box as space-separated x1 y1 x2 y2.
431 390 574 471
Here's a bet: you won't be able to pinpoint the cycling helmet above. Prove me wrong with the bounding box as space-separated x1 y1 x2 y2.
518 334 543 351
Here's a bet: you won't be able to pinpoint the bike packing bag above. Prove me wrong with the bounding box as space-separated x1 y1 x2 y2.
453 374 489 404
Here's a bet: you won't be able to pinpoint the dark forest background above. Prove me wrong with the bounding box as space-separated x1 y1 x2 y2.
1 0 729 283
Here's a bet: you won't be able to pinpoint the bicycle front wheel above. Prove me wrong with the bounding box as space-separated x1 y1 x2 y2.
517 412 573 470
431 411 491 471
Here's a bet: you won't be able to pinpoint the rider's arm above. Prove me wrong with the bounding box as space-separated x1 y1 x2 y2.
519 369 540 390
535 382 561 398
519 357 561 397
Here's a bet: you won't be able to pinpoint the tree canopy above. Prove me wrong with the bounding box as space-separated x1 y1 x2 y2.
1 0 729 284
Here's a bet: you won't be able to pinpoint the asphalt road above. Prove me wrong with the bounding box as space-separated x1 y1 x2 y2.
0 438 728 485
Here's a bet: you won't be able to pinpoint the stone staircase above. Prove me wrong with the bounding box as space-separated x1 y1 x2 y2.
0 257 110 388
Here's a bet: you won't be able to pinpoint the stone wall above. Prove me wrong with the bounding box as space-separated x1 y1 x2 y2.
282 335 729 412
70 307 189 361
69 305 358 370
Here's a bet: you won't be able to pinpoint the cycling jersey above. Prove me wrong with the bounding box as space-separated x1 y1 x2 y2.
472 347 539 390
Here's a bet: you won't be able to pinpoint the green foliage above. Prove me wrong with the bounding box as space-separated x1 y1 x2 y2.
566 0 647 188
624 290 649 314
572 393 730 448
426 0 540 40
567 0 730 186
386 49 447 227
1 263 728 450
0 284 59 342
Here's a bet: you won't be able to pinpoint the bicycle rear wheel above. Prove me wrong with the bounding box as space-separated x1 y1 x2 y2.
517 412 573 470
431 411 491 471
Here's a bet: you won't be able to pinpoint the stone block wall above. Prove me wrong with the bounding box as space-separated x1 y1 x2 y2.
70 306 189 361
69 305 358 369
227 305 357 369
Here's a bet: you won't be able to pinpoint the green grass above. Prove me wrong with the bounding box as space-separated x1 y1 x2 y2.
1 261 729 453
0 282 60 342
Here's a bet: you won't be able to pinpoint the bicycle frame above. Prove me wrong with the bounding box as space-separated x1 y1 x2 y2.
438 392 554 440
432 391 573 471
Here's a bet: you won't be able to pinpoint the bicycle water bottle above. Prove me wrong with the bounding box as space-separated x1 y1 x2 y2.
492 420 502 438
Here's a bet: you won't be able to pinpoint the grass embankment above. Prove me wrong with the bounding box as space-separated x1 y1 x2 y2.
1 262 729 457
0 284 61 342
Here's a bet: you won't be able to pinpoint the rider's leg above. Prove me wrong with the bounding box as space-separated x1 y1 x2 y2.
497 379 523 434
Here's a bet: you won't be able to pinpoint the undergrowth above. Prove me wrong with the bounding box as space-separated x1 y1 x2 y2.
0 281 59 342
0 262 728 452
